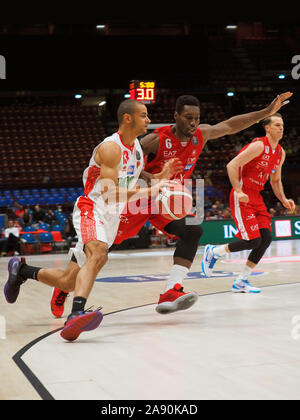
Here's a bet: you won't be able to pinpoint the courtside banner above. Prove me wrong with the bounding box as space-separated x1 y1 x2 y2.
199 216 300 244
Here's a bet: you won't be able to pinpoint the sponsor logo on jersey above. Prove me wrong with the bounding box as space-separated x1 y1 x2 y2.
127 165 135 175
184 164 194 171
246 213 256 220
262 154 270 161
265 146 270 154
163 150 177 158
257 160 269 168
192 136 198 145
136 150 141 160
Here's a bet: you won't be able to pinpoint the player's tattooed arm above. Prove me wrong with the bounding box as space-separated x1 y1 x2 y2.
199 91 293 144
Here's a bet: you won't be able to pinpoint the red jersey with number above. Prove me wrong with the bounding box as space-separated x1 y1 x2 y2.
144 125 204 182
238 136 283 192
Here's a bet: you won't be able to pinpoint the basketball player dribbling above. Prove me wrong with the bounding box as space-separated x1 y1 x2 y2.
6 92 292 319
202 112 296 292
4 99 177 341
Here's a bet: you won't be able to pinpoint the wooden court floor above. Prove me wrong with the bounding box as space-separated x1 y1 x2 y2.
1 240 300 400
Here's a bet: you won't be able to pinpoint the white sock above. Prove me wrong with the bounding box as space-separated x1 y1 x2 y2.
213 244 227 258
165 264 189 291
237 265 253 281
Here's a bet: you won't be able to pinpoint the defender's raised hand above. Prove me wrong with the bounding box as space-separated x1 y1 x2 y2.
266 92 293 115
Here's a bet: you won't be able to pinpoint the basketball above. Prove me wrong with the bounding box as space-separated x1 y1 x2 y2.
156 183 193 220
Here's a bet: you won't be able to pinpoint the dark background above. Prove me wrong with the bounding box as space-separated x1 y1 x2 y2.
0 33 209 90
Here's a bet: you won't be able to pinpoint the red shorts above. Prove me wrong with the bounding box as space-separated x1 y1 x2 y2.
114 198 174 244
229 188 271 241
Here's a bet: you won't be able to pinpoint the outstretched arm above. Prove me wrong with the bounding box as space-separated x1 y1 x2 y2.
200 91 293 144
270 149 295 213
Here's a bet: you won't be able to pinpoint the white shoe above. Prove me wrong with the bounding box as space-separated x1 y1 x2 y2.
232 277 261 293
201 244 220 277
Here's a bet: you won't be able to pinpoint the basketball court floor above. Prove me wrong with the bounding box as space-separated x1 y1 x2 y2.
1 240 300 400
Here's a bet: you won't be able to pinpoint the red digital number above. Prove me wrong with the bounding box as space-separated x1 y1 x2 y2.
145 88 154 100
136 88 145 101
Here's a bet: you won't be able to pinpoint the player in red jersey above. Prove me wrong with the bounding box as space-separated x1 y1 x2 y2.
12 92 293 316
202 112 296 293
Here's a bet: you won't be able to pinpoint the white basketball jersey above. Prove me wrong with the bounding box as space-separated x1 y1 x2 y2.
82 132 144 209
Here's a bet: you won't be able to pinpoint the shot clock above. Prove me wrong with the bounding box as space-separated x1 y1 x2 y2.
129 80 156 103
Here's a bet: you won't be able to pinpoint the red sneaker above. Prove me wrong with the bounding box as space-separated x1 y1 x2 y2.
51 288 69 318
156 283 198 314
60 308 103 342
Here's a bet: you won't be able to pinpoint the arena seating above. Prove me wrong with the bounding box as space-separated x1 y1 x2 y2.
0 187 84 209
0 103 107 189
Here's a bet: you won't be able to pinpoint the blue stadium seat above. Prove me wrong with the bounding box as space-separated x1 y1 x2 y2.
21 233 37 243
46 197 59 205
39 197 50 205
37 232 53 252
23 226 36 232
51 224 63 232
26 197 40 205
38 232 53 243
0 197 13 206
38 223 50 231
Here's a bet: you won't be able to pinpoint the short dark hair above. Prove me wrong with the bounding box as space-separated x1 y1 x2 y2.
117 99 141 125
175 95 200 114
261 112 283 129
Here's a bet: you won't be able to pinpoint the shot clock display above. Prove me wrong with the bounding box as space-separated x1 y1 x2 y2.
129 80 155 103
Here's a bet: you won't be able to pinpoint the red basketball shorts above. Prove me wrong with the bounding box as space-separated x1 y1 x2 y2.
114 198 175 245
229 188 271 241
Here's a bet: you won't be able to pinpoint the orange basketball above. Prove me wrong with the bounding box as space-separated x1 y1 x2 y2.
156 183 193 220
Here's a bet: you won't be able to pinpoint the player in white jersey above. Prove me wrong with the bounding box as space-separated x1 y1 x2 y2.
72 130 144 267
4 99 177 342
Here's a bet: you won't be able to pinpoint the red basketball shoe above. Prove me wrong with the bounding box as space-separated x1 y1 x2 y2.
51 288 69 318
156 283 198 314
60 308 103 342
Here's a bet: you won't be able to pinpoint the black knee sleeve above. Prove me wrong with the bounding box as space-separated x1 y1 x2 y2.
164 216 203 262
228 236 262 253
248 228 272 265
